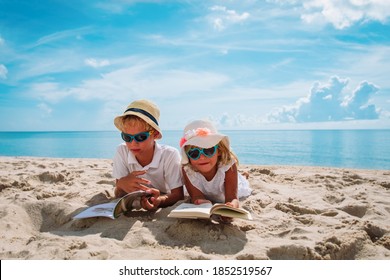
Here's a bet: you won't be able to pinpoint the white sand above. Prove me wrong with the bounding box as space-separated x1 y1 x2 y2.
0 156 389 260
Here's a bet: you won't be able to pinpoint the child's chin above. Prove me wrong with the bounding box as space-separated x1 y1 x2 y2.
130 149 142 154
195 163 213 172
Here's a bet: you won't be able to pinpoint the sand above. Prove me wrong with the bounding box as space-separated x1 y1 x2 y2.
0 156 389 260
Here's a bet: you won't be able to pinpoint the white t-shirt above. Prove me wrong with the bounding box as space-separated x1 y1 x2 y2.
113 142 183 194
183 160 252 203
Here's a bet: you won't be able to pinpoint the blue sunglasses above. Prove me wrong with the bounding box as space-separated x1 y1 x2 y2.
121 131 152 143
186 145 219 160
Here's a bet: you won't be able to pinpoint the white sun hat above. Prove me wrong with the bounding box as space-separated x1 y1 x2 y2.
179 120 230 164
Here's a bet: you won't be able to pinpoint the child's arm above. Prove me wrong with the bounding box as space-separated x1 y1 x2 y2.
224 163 239 208
114 170 151 198
114 180 127 198
157 187 184 208
182 167 211 204
140 187 184 210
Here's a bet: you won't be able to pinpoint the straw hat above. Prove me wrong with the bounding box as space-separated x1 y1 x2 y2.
179 120 230 164
114 99 162 139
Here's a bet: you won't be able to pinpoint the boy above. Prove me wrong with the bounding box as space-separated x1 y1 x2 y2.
113 99 183 211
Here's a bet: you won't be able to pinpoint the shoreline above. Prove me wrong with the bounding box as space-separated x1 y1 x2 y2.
1 155 387 172
0 156 389 260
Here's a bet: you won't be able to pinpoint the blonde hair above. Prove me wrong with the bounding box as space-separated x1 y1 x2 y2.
217 140 239 166
184 140 239 168
122 115 154 131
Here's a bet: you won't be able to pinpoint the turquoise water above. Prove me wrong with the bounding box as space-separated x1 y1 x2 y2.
0 130 389 170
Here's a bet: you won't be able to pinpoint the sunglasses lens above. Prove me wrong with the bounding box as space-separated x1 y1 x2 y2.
203 146 217 157
121 133 132 142
134 132 149 142
122 131 150 143
187 149 200 160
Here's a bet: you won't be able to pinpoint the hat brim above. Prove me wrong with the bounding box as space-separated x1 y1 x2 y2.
114 112 162 139
180 134 229 164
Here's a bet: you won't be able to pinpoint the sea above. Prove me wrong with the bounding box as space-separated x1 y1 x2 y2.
0 130 389 170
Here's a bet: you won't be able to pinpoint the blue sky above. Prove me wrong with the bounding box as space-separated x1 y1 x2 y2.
0 0 389 131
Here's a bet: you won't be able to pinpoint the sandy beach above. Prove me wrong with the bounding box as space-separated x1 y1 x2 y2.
0 156 389 260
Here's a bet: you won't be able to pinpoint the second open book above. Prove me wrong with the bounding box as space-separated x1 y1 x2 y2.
168 202 253 220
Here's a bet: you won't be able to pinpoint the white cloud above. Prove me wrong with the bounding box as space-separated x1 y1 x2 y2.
301 0 390 29
268 76 382 123
12 48 87 83
71 67 229 101
0 64 8 79
213 18 225 31
85 58 110 68
0 36 4 45
37 103 53 116
30 82 71 103
29 63 230 104
95 0 164 14
209 5 250 31
202 112 265 130
342 80 381 119
30 27 93 48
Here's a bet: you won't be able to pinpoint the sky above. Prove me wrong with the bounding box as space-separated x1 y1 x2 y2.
0 0 390 131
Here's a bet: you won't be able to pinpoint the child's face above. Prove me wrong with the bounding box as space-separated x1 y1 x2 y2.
122 120 155 157
188 146 219 175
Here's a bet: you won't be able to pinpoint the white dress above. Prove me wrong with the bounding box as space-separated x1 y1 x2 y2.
183 160 252 203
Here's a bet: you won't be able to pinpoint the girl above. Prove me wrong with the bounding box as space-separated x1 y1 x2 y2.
179 120 251 209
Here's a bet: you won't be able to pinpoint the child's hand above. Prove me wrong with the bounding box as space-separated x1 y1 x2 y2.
140 188 161 211
116 170 151 194
193 199 212 205
225 199 239 208
219 199 240 223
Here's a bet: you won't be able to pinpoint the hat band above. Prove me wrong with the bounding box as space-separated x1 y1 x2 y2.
124 108 159 125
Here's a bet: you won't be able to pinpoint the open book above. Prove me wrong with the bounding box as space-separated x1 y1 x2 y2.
168 203 252 220
73 190 151 220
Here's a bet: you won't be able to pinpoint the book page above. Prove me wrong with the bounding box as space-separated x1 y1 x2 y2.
210 204 252 220
113 190 150 218
73 202 117 219
168 203 213 219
